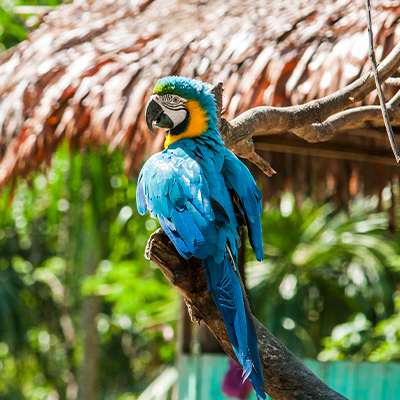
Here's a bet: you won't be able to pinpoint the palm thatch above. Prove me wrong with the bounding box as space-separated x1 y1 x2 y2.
1 0 400 201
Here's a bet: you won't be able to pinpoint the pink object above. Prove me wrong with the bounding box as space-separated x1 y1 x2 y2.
222 358 253 399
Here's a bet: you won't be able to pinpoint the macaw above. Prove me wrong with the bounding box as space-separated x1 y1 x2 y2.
136 76 266 399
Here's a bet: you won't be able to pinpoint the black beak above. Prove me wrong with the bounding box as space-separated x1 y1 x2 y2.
145 99 174 134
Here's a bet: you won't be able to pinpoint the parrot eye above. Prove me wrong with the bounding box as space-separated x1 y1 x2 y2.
162 94 187 109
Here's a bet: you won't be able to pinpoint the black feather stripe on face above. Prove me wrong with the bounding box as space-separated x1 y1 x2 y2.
161 94 187 110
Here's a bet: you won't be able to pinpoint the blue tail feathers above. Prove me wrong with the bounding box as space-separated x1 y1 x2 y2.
203 255 266 400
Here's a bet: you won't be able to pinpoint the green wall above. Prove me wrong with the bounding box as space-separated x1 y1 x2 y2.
177 355 400 400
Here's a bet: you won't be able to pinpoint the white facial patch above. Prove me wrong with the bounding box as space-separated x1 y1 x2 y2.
151 94 188 128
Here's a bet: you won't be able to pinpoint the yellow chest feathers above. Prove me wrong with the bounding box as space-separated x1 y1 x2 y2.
164 99 208 148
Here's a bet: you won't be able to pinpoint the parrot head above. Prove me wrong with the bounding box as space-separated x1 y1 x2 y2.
145 76 218 148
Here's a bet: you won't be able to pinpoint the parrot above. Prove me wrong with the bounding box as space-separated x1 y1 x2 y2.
136 76 266 399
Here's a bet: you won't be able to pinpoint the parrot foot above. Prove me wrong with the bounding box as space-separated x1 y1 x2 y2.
145 228 167 260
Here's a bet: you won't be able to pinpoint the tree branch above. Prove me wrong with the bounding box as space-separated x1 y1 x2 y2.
385 78 400 86
209 42 400 175
147 229 348 400
293 106 400 143
219 41 400 148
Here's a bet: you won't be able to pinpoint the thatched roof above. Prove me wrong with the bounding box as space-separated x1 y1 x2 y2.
1 0 400 200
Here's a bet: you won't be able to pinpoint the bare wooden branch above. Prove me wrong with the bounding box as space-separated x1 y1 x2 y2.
293 106 400 142
220 41 400 147
147 229 348 400
365 0 400 163
385 78 400 86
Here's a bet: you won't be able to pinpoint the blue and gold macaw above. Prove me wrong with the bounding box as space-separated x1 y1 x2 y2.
137 76 266 399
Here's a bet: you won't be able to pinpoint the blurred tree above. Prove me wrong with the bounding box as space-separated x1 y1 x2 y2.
319 244 400 362
246 193 400 358
318 292 400 362
0 143 178 400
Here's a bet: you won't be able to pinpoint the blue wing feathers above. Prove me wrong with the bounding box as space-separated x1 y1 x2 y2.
185 202 218 245
159 217 192 258
174 209 208 253
222 150 264 261
137 141 266 399
169 181 185 208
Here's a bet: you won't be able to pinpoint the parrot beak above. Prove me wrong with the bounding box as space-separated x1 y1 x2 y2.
145 97 174 134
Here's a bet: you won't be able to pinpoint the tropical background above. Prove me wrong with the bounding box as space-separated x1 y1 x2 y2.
1 1 400 400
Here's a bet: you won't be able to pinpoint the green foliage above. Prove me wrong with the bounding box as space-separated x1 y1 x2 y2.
82 260 178 328
0 143 178 399
0 0 61 52
247 194 399 358
0 0 25 51
1 139 400 399
320 293 400 362
1 137 400 399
